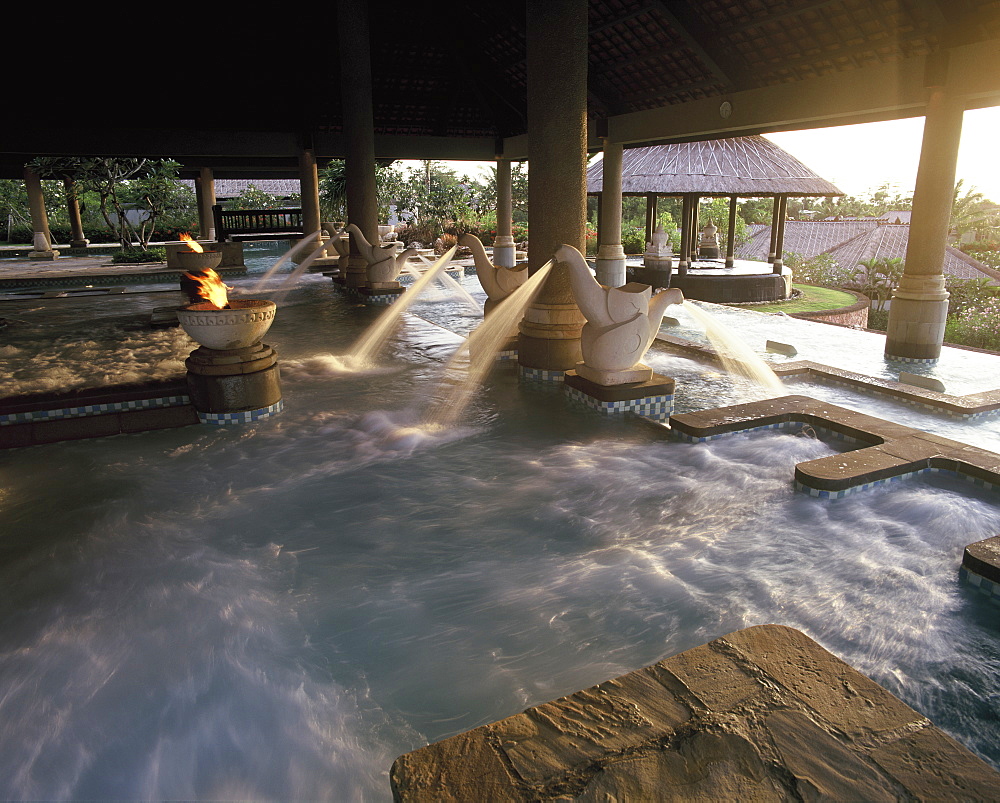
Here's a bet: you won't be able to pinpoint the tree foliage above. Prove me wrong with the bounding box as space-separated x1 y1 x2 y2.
28 156 193 249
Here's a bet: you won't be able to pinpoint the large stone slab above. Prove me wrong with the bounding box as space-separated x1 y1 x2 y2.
668 394 1000 496
390 625 999 801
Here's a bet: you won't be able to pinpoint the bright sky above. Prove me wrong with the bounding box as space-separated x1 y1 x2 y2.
763 106 1000 202
415 104 1000 203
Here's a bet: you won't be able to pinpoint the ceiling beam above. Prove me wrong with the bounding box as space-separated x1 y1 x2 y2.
607 39 1000 146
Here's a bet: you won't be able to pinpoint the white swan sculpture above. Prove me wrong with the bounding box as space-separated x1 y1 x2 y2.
558 244 683 385
322 223 350 273
458 233 528 313
346 223 417 286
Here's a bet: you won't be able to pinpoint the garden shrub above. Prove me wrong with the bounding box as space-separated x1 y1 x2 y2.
944 299 1000 351
112 247 166 263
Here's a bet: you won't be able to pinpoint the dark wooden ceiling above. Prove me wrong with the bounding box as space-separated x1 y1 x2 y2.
2 0 998 178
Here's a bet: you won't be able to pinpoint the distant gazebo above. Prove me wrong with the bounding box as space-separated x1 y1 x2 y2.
587 135 843 274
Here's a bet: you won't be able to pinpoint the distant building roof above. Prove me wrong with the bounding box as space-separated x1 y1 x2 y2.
587 136 843 197
738 219 1000 283
181 179 301 199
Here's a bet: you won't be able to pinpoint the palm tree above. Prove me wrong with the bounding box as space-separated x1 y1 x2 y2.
950 180 1000 243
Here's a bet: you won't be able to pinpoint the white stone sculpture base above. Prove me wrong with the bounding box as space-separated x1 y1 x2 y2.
575 361 653 386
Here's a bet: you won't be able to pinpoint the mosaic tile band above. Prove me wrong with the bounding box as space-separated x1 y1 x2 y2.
0 395 191 426
565 385 674 422
959 566 1000 606
885 355 939 365
197 401 284 426
332 285 400 305
794 467 999 499
518 366 566 383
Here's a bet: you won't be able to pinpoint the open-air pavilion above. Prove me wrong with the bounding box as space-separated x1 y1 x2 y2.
3 2 1000 799
585 135 844 300
5 0 1000 361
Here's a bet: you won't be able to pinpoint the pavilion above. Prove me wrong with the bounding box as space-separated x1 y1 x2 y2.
585 135 843 288
3 0 999 362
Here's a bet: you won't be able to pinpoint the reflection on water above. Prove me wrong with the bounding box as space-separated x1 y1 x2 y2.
1 248 999 799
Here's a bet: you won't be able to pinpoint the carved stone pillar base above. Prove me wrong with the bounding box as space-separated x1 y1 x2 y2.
492 235 517 269
885 275 950 361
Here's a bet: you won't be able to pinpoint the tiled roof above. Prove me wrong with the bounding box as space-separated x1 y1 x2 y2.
738 219 1000 282
588 136 842 196
180 179 301 199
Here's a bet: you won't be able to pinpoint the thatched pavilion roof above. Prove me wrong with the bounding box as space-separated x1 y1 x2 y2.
587 136 843 197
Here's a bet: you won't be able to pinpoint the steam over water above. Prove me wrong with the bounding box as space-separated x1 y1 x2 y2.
1 271 999 799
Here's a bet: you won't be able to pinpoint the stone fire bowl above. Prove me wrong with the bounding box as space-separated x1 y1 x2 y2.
177 299 277 351
175 248 223 272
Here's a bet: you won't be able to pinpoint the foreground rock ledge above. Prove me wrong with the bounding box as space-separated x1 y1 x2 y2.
390 624 998 801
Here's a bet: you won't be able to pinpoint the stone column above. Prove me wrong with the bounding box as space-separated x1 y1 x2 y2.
23 166 57 259
885 85 963 361
339 0 380 288
64 178 88 249
725 195 738 268
595 139 626 287
493 157 516 268
519 0 587 374
644 194 658 248
772 195 787 274
677 194 693 275
767 195 780 265
296 147 324 260
197 167 216 241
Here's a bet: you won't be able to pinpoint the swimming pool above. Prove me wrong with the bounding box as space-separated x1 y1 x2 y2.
1 251 998 800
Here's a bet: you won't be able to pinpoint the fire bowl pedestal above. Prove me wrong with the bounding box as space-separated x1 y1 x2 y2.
177 300 282 425
564 370 675 421
175 248 223 273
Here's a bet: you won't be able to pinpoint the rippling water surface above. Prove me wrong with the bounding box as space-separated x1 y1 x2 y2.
1 253 998 799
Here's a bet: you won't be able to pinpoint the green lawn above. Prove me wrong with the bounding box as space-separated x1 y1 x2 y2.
723 284 859 314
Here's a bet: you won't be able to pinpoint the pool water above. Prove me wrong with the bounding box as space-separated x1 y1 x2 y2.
1 248 999 800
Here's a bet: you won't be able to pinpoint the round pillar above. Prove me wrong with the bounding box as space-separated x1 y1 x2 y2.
197 167 216 241
595 139 626 287
885 85 963 362
294 148 324 263
23 167 58 260
519 0 587 374
339 0 380 289
64 178 89 249
493 157 517 268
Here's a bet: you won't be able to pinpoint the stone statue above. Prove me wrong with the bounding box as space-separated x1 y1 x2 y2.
645 224 672 258
458 233 528 315
698 221 721 259
559 244 683 386
346 224 417 287
322 223 350 273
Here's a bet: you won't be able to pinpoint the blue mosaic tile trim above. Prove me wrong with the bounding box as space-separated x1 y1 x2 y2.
959 566 1000 606
495 350 518 362
791 375 1000 420
197 400 283 426
519 366 566 383
332 283 402 306
885 355 939 365
0 395 191 426
794 466 1000 500
670 420 867 446
565 385 674 421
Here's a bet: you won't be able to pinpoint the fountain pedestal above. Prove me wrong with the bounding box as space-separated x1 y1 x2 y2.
177 299 283 424
564 370 675 421
185 343 282 424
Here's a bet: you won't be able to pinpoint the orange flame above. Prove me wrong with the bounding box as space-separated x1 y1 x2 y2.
179 233 204 253
183 267 230 309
